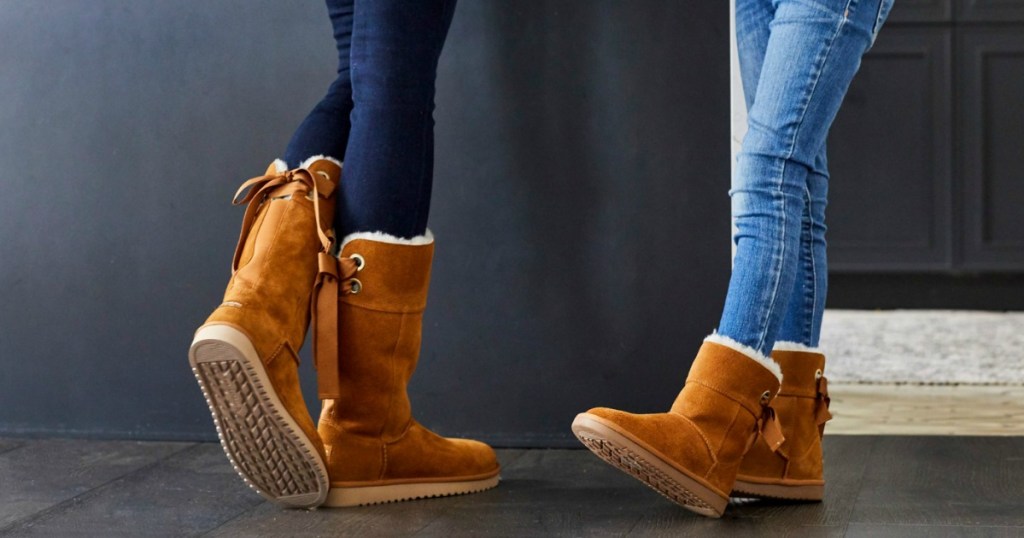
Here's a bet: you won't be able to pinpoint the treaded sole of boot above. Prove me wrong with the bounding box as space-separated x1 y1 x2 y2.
571 413 728 518
731 479 824 501
324 474 500 507
189 324 328 508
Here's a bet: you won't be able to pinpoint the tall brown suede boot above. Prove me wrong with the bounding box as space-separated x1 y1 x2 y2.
317 233 500 507
572 336 785 518
189 157 341 508
732 345 832 501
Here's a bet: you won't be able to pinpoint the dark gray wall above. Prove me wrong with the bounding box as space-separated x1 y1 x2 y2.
827 0 1024 273
823 0 1024 310
0 1 730 447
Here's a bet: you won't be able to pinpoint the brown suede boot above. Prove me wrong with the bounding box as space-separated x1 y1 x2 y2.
189 157 341 508
572 336 785 518
317 233 500 507
732 345 832 501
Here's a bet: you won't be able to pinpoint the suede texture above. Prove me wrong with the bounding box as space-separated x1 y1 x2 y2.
586 341 782 498
736 350 829 486
318 238 499 485
204 160 341 463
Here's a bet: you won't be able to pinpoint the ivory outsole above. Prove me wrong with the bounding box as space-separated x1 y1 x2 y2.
731 478 824 501
571 413 728 518
325 474 501 507
189 324 329 508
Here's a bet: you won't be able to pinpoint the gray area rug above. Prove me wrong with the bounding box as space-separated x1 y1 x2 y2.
820 310 1024 385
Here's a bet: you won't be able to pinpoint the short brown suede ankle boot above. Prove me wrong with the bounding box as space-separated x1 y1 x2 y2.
189 157 341 508
732 345 831 501
317 233 500 507
572 337 784 518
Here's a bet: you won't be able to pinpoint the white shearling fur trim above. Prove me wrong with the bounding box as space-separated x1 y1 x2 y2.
704 332 783 382
272 158 288 173
299 154 343 169
773 341 825 354
339 229 434 250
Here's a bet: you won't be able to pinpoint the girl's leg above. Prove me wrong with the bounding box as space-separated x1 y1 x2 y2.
283 0 356 167
718 0 891 357
776 147 829 346
737 0 829 349
573 0 893 518
283 0 457 240
338 0 457 239
735 0 773 112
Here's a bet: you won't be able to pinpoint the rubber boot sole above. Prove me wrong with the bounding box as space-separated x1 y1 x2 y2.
571 413 728 518
732 477 824 501
189 324 328 508
325 473 500 507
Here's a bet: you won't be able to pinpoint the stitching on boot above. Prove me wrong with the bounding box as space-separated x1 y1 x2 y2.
249 200 291 292
678 414 717 467
702 407 743 480
687 379 763 417
386 420 416 445
265 341 289 367
376 314 406 440
339 301 428 315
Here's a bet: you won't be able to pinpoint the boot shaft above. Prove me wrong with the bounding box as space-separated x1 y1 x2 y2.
670 340 784 472
772 348 831 438
735 347 830 488
325 235 435 440
207 159 341 358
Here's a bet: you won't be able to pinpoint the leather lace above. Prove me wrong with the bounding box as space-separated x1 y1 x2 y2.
229 166 354 399
230 168 336 272
815 375 833 431
311 252 358 400
758 402 786 453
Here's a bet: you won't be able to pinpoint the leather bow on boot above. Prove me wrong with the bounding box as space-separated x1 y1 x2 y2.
732 346 833 501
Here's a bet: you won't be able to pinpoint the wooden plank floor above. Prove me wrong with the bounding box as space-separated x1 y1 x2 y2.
2 437 1024 536
829 384 1024 436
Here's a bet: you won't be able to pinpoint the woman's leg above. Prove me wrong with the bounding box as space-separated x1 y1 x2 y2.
311 1 500 508
718 0 891 357
736 0 829 349
283 0 456 240
336 0 458 239
283 0 356 167
776 146 829 347
573 0 892 517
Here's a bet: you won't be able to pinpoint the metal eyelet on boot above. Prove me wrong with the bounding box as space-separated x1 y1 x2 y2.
815 369 823 380
350 253 365 271
349 278 362 294
759 390 772 404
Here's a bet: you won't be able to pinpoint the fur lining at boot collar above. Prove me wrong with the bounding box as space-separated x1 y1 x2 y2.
270 155 344 173
704 332 783 382
339 229 434 250
772 340 825 354
299 154 343 170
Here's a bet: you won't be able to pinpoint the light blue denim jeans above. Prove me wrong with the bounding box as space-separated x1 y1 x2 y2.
718 0 893 356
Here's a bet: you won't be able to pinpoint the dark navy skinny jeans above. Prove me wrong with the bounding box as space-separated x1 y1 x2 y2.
283 0 457 239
